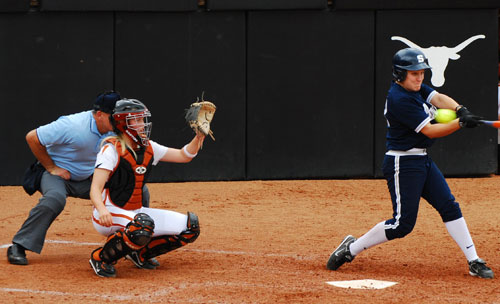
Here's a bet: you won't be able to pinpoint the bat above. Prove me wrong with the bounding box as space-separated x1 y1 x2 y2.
479 120 500 128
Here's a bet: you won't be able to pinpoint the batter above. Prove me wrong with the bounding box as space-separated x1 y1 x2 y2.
326 48 494 279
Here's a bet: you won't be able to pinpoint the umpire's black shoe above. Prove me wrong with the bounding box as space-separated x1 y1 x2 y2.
7 243 28 265
326 235 356 270
468 258 494 279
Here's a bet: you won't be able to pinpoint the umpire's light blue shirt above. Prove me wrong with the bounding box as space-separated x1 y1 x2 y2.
37 111 113 181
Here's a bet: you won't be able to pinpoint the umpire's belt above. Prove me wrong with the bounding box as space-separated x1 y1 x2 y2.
386 148 427 156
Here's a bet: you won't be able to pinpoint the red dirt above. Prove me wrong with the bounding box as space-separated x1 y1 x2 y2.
1 177 499 303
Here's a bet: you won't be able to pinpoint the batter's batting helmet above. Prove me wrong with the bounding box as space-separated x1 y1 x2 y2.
112 98 152 147
392 48 431 82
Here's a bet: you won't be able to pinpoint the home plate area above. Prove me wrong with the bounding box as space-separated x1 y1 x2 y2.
326 279 398 290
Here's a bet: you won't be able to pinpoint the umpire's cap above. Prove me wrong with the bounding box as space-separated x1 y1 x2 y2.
93 91 121 114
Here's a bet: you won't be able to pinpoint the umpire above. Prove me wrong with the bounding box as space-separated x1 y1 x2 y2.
7 91 125 265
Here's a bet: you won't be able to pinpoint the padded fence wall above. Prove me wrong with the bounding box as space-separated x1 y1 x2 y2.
334 0 500 10
246 10 374 179
206 0 327 11
0 0 30 12
1 7 498 185
114 12 247 182
40 0 198 12
0 12 115 185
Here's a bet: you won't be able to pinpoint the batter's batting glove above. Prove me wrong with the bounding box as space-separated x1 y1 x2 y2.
456 105 472 118
459 115 483 128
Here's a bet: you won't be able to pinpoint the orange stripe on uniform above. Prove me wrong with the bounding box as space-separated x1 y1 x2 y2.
92 214 127 229
109 212 134 222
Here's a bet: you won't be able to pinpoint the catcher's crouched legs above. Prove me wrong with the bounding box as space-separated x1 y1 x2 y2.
89 213 155 278
140 212 200 261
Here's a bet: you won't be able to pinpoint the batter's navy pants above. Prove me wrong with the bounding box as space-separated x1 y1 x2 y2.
382 154 462 241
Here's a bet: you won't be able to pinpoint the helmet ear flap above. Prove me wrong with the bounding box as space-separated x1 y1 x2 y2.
110 113 127 135
392 67 406 82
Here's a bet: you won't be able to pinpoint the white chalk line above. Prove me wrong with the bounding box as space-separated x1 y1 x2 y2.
1 240 317 260
0 287 136 301
1 240 323 301
0 280 312 301
185 248 316 260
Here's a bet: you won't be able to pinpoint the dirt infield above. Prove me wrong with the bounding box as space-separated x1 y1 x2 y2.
1 177 499 303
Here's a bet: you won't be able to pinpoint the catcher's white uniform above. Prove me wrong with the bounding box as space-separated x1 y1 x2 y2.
91 140 188 237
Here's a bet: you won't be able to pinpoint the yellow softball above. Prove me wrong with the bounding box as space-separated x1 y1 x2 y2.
434 109 457 123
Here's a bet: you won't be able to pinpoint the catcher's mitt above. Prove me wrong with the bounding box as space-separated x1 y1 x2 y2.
185 97 216 141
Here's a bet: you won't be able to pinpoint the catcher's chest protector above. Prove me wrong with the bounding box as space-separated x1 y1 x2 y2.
105 139 153 210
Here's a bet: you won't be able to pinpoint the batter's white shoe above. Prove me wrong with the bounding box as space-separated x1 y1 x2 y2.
326 235 356 270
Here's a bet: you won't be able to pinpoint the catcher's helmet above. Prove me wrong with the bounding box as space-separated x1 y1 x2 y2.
392 48 431 82
112 99 152 147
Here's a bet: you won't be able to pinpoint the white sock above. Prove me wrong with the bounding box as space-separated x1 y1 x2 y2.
350 221 388 256
445 217 479 262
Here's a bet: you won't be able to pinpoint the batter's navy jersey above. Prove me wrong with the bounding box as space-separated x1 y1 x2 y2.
384 82 438 151
381 82 463 241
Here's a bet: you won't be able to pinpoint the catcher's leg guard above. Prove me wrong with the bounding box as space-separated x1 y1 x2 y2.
95 213 155 264
142 211 200 260
95 230 129 264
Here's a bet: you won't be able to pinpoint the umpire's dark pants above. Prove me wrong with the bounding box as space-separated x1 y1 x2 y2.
12 171 150 253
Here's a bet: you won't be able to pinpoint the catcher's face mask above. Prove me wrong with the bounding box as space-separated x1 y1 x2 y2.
127 111 152 146
115 111 152 147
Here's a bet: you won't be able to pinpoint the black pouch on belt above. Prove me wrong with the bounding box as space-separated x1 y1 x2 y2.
22 160 45 195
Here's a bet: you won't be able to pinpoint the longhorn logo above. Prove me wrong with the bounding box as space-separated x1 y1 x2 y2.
391 35 485 87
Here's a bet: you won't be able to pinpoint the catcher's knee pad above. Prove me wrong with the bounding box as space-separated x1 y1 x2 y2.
142 212 200 259
124 213 155 249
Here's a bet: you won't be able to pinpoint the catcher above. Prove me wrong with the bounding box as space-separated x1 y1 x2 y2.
89 98 213 278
